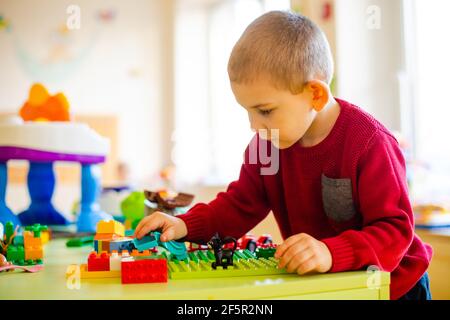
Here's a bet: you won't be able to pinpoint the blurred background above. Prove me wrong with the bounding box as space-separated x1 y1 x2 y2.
1 0 450 297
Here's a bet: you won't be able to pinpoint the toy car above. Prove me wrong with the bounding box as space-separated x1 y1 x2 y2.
187 242 209 252
224 234 273 252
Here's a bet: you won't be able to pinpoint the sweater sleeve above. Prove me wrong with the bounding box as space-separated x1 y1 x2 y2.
321 130 415 272
177 135 272 243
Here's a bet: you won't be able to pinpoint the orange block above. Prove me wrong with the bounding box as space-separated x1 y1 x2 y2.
25 246 43 260
24 231 43 248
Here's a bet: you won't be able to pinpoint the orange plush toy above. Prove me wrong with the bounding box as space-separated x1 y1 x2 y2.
19 83 71 122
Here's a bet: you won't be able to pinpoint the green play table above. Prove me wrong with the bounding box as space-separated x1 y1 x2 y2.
0 239 390 300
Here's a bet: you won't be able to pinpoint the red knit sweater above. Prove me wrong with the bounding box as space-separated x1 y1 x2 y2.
178 98 433 300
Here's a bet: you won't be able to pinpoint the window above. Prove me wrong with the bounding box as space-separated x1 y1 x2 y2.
173 0 290 187
405 0 450 204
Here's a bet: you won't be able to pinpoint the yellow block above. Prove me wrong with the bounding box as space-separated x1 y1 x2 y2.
96 220 125 237
41 231 50 245
65 264 121 279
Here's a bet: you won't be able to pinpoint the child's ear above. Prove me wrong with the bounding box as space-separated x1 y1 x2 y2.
305 80 330 112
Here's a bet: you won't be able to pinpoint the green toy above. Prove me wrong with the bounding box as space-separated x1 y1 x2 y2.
121 191 145 222
66 235 94 247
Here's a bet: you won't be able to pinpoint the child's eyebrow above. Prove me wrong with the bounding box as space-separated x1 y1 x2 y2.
250 103 271 109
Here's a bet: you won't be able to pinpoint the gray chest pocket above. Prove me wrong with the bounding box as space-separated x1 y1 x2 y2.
321 174 356 222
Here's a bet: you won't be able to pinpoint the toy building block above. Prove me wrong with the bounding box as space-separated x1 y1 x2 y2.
110 251 121 271
125 229 135 237
24 223 48 238
66 235 94 247
168 255 285 280
87 251 110 271
130 249 153 258
96 220 124 237
40 230 50 244
23 231 43 248
121 259 168 284
25 246 43 261
152 231 188 260
6 245 25 265
121 191 146 223
94 240 100 252
133 234 158 251
255 247 277 259
13 235 24 246
94 232 122 241
66 264 121 279
109 238 135 253
4 221 15 244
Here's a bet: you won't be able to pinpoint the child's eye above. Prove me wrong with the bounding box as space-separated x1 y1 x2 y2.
258 109 273 116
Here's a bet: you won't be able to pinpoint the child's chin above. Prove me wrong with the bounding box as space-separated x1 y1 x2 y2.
272 140 292 150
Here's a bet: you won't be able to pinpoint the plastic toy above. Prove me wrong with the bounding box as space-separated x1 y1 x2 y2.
19 83 70 122
121 191 146 223
1 221 47 266
66 235 94 247
121 259 167 284
87 252 110 271
144 189 194 216
187 242 209 252
208 233 237 270
66 263 121 279
96 220 125 236
0 85 111 230
224 233 274 252
133 233 159 251
168 249 285 280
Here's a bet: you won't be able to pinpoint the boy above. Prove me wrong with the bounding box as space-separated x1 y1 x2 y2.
135 11 432 300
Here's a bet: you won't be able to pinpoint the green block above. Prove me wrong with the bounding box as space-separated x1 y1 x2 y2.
5 222 15 243
6 245 25 264
255 248 276 259
66 236 94 247
25 223 48 238
168 257 286 279
121 191 145 222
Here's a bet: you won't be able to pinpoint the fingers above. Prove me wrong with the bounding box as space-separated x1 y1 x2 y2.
275 233 307 259
279 241 310 270
284 249 314 273
160 226 175 242
134 214 164 239
296 257 318 275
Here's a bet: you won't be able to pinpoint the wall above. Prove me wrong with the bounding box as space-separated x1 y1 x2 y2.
335 0 405 131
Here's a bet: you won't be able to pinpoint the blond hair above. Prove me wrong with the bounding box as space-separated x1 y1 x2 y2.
228 11 334 93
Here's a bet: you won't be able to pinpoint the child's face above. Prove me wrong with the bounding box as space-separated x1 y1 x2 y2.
231 77 317 149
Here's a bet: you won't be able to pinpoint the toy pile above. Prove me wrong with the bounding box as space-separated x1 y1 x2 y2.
67 219 186 284
0 221 49 272
66 219 283 284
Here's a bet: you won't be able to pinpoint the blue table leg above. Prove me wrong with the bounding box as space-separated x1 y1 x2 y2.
18 162 68 226
0 162 21 226
76 164 112 232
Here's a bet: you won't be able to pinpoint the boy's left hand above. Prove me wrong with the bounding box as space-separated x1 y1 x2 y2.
274 233 332 275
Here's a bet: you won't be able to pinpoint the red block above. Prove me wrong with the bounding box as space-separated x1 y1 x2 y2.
88 252 110 271
121 259 167 284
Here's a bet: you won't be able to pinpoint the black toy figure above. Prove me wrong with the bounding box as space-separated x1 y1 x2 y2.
208 232 237 270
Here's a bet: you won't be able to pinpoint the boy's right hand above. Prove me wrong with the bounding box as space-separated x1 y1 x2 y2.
134 211 188 242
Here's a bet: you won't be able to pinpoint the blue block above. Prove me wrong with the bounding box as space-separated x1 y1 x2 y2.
109 239 135 252
133 234 158 251
157 232 188 260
